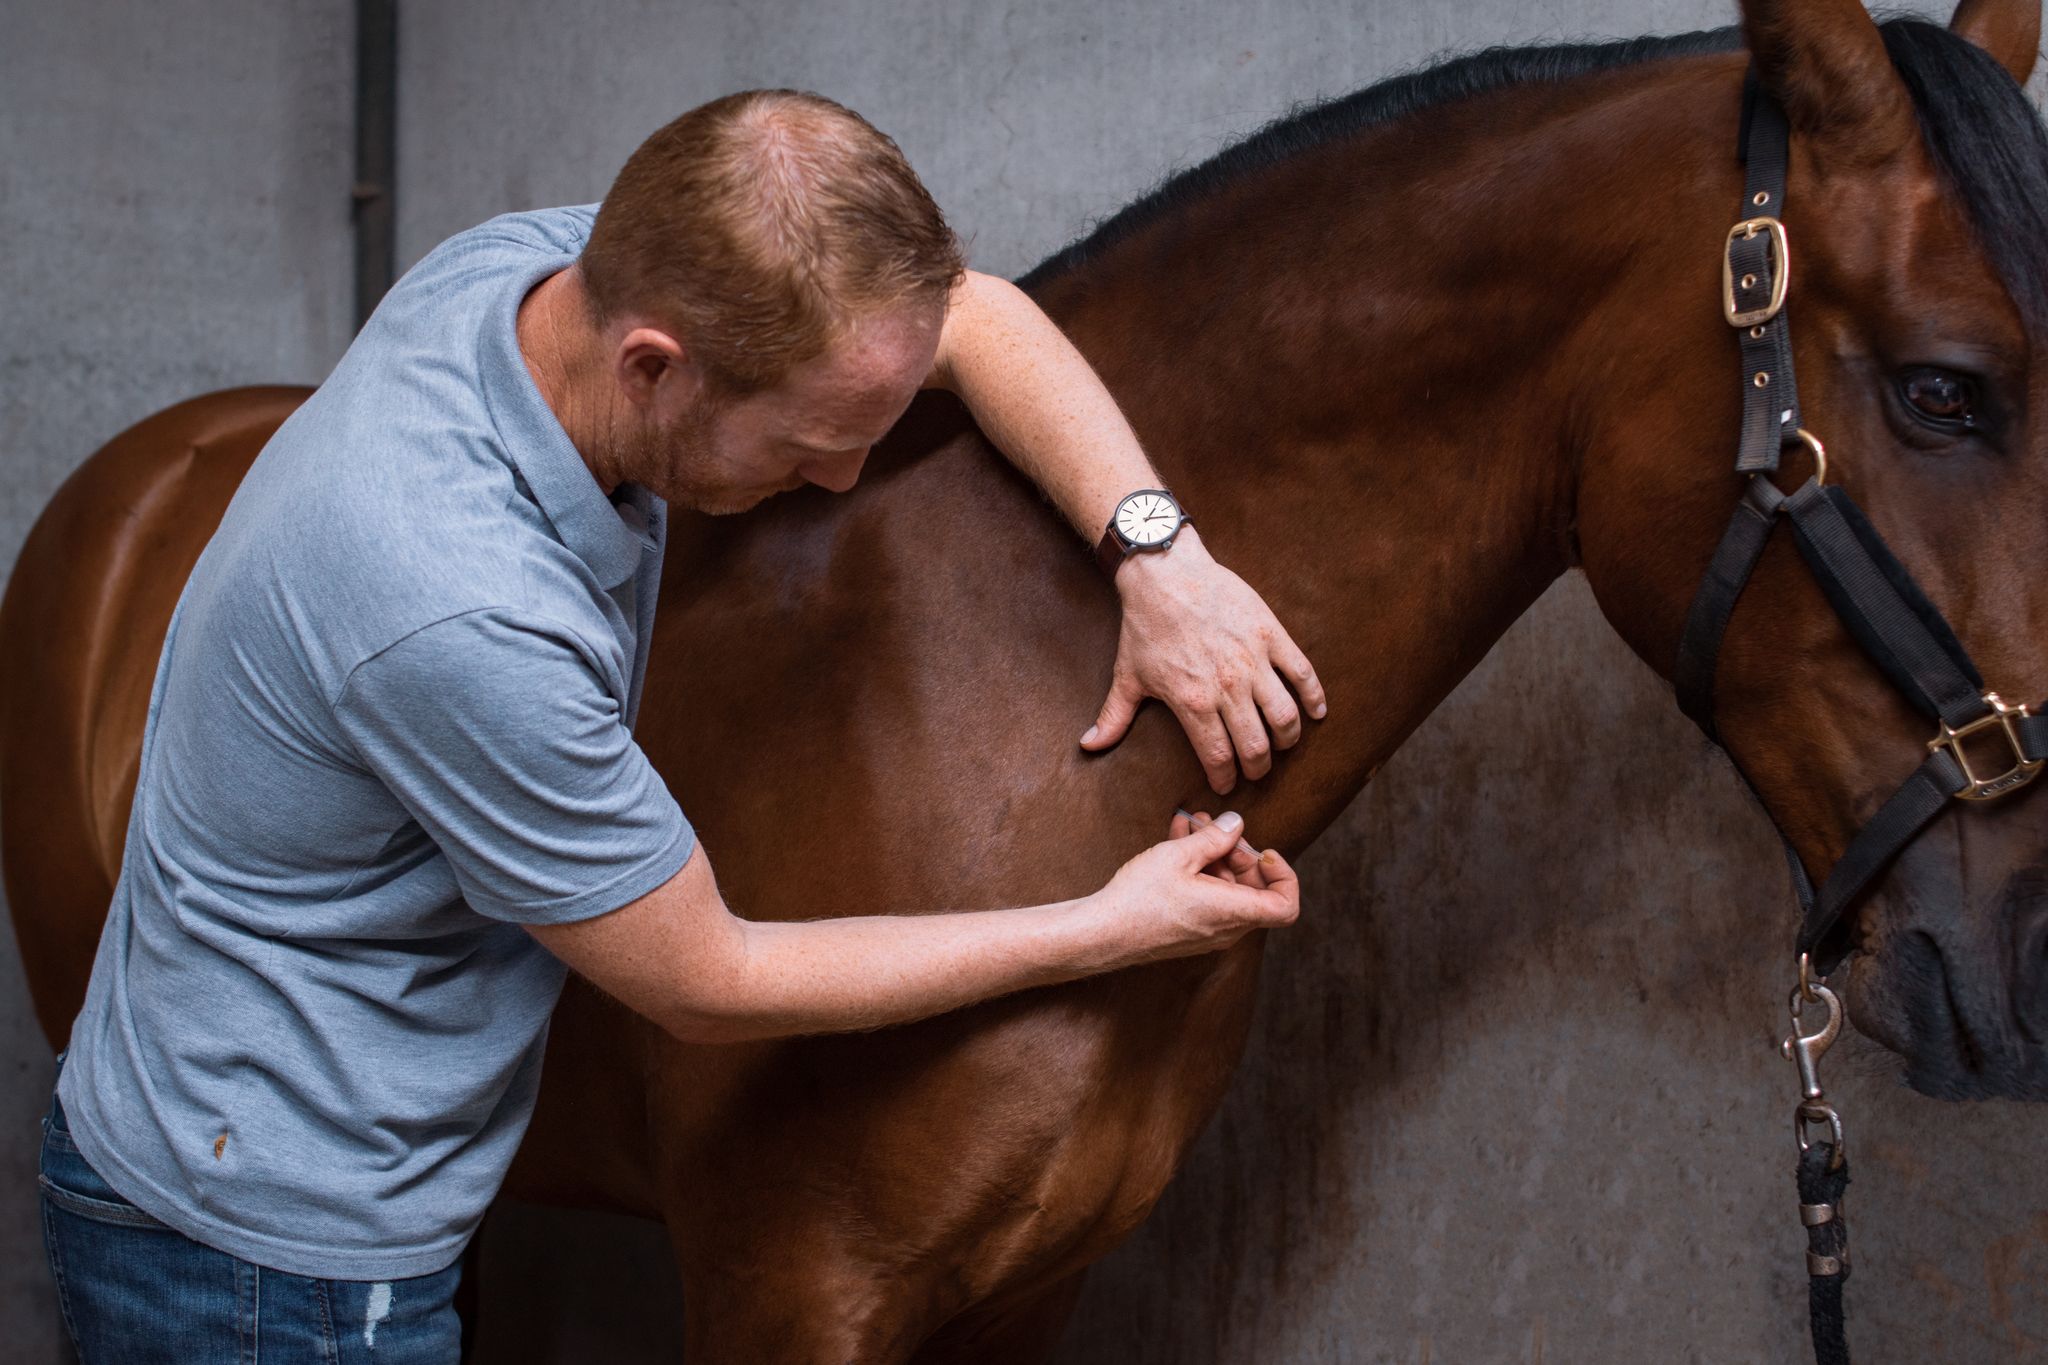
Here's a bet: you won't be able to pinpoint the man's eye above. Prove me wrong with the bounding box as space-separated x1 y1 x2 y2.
1898 367 1979 429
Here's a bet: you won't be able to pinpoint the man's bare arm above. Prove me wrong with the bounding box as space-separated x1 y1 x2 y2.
924 270 1327 794
526 813 1296 1045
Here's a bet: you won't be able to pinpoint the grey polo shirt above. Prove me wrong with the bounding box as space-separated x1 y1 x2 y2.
58 204 695 1279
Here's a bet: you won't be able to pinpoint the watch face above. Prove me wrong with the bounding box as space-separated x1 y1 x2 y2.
1115 491 1181 548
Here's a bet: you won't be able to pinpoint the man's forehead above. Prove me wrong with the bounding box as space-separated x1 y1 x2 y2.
785 307 940 410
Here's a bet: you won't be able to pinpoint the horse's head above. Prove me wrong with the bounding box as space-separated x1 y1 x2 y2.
1581 0 2048 1097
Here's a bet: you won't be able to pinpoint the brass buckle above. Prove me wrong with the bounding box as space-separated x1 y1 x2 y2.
1929 691 2043 802
1723 216 1789 327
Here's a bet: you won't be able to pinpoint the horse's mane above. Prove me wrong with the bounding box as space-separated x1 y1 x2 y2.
1020 18 2048 334
1881 19 2048 332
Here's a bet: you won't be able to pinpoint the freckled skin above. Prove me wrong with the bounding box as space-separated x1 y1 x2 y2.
8 2 2048 1356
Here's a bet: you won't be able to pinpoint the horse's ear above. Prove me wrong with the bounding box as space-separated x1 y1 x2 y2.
1949 0 2042 85
1740 0 1918 168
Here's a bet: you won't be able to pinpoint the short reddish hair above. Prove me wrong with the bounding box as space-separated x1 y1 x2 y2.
581 89 965 394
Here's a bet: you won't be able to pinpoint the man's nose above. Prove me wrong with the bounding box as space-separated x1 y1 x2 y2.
800 448 869 494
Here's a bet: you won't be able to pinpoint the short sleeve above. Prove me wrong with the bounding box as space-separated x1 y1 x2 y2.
332 607 694 924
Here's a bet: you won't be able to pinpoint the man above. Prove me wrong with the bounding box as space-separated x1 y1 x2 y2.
40 90 1321 1360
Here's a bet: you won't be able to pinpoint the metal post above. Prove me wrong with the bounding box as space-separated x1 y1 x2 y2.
352 0 398 332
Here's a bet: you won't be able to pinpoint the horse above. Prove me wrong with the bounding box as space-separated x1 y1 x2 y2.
7 0 2047 1358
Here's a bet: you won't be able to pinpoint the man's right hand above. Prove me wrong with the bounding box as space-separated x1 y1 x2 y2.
1085 810 1299 969
528 809 1299 1045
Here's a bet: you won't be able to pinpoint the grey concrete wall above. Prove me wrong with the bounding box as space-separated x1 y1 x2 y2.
0 1 355 1356
8 1 2048 1361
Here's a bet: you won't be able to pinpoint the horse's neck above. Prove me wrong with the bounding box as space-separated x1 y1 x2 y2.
1026 55 1741 833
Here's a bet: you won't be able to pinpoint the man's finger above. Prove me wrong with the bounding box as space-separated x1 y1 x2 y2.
1273 632 1328 720
1209 875 1300 928
1186 810 1260 879
1252 668 1303 751
1231 856 1270 892
1219 691 1273 782
1212 833 1290 894
1081 672 1145 751
1248 848 1299 901
1174 704 1239 794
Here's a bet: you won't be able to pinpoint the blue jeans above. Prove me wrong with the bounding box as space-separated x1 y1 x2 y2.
39 1055 464 1364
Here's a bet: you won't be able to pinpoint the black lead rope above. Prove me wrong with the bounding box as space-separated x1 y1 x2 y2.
1673 66 2048 1365
1798 1144 1853 1365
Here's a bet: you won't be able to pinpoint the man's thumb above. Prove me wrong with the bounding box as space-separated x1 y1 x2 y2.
1081 675 1143 750
1183 811 1243 863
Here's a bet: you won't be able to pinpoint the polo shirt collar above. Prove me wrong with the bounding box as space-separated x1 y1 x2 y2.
479 257 650 589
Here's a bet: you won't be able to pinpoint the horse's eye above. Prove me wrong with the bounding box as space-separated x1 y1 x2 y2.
1898 367 1979 429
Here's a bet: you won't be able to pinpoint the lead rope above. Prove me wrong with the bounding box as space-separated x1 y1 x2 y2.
1784 957 1850 1365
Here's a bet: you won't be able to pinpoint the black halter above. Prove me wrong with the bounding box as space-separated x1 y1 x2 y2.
1674 67 2048 1365
1676 68 2048 976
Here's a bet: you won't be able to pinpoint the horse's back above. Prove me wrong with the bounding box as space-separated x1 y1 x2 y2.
0 385 307 1047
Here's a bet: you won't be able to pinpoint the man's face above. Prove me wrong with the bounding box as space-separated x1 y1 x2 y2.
628 299 944 515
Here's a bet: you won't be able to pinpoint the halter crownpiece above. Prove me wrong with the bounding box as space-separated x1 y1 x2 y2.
1674 64 2048 1365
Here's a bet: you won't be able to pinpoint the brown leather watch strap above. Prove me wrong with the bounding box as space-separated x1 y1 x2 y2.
1094 524 1129 578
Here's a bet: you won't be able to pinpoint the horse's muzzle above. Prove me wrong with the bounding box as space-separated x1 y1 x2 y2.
1858 920 2048 1101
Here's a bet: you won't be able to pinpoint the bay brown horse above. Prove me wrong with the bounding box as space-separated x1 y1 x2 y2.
8 0 2048 1357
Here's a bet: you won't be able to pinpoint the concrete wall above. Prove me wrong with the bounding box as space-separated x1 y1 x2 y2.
0 2 355 1357
7 1 2048 1361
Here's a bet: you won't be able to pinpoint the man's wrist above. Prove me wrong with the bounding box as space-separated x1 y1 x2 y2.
1112 522 1209 593
1037 892 1137 977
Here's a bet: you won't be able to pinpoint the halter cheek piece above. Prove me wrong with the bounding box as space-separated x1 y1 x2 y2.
1673 68 2047 1365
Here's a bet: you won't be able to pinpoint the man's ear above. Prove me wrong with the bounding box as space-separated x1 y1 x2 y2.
1740 0 1920 171
1950 0 2042 86
612 327 696 412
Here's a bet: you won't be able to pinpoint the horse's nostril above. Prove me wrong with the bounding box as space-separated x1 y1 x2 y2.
1894 929 1986 1087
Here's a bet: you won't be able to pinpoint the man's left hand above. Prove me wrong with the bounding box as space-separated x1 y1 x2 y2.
1080 526 1326 793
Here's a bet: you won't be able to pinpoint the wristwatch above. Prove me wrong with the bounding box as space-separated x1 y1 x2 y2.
1094 488 1189 578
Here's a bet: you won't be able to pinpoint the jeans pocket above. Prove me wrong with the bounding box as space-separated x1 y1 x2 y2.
38 1111 168 1232
38 1175 171 1231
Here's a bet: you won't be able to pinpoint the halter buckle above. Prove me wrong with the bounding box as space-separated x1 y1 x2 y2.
1929 691 2043 802
1722 216 1789 327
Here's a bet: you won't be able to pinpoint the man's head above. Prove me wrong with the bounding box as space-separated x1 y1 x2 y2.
577 89 964 512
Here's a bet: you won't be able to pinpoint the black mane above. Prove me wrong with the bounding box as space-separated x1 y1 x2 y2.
1881 18 2048 332
1017 27 1742 288
1019 18 2048 334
